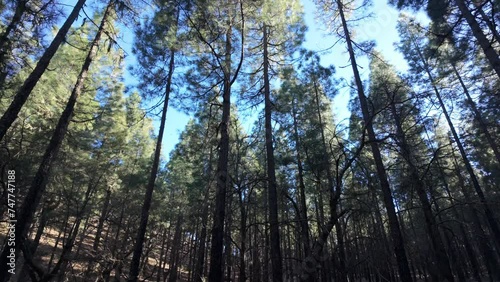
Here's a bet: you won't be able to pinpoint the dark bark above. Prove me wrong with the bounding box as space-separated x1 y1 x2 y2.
128 46 176 281
336 1 413 281
0 3 109 280
451 146 500 281
333 210 347 282
300 216 338 281
54 203 92 281
208 23 233 282
291 97 311 257
251 214 261 282
156 227 168 282
432 148 482 282
27 176 98 282
370 187 393 282
455 0 500 78
13 206 49 282
452 63 500 165
263 205 269 281
47 217 68 271
384 88 453 281
86 187 112 276
0 0 28 87
0 0 87 141
224 190 233 281
234 143 249 282
313 77 347 282
188 231 197 281
194 147 213 282
94 187 111 252
263 24 283 282
475 4 500 46
414 39 500 255
168 215 183 282
284 221 293 281
239 195 247 282
73 214 92 265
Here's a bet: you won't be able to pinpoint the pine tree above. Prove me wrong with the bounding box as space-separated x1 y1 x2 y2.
398 15 500 256
0 3 115 279
313 0 413 280
0 0 87 142
184 1 246 280
368 52 453 281
127 0 183 279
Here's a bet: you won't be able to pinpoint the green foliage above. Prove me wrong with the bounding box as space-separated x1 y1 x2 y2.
1 0 499 281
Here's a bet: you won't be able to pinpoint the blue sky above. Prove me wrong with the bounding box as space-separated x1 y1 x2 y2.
114 0 426 161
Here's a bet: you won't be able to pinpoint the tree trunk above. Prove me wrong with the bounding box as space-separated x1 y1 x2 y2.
239 197 247 282
224 190 233 281
48 218 68 271
263 24 283 282
86 187 112 276
94 188 111 252
475 4 500 46
291 96 311 257
414 39 500 254
156 227 168 282
196 195 213 278
263 205 269 282
208 23 233 282
335 210 348 282
452 63 500 165
168 215 183 282
251 215 261 282
194 152 213 282
284 219 292 281
429 189 464 281
450 144 500 281
74 213 92 263
0 3 110 280
385 88 453 281
336 1 413 281
0 0 87 141
36 177 96 282
0 0 28 87
128 44 175 281
14 206 49 282
455 0 500 78
432 149 482 282
312 77 346 282
370 187 393 282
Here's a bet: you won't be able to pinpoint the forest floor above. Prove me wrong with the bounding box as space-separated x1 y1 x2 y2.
0 218 191 281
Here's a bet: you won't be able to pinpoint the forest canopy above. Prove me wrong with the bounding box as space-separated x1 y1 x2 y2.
0 0 499 281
